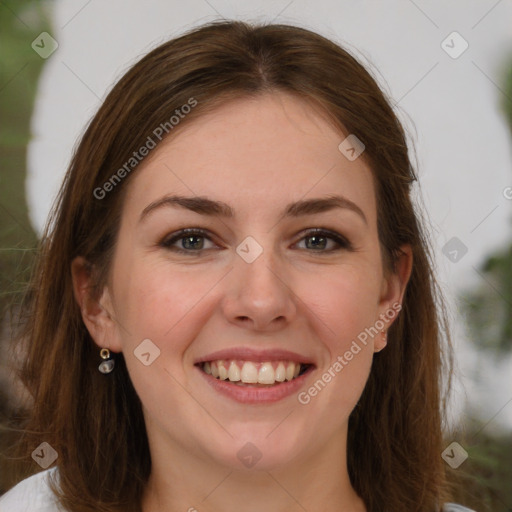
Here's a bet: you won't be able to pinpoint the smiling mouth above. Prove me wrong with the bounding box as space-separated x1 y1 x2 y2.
197 360 312 387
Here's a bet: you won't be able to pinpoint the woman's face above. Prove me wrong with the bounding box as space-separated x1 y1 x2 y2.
78 92 411 472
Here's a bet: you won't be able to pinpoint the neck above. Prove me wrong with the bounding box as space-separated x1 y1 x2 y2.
141 425 366 512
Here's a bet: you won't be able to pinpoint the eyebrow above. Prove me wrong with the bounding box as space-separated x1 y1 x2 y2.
139 194 367 225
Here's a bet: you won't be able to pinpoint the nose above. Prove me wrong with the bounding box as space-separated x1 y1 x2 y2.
221 245 297 332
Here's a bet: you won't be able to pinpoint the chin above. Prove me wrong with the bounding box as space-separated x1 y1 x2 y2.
205 426 309 472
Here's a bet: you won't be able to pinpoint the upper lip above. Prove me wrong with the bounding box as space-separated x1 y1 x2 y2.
194 347 316 366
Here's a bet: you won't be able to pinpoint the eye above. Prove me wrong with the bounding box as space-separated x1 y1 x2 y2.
160 228 219 254
160 227 353 255
294 228 353 253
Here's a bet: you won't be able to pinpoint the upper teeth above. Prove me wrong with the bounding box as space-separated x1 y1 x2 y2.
203 360 303 385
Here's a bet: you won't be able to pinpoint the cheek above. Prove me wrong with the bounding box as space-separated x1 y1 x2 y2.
299 262 381 354
113 258 222 361
293 264 379 410
112 262 222 424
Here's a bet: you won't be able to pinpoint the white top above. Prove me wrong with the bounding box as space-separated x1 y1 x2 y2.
0 468 477 512
0 468 63 512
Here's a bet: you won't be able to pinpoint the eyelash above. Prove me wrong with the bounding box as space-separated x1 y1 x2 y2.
159 227 353 255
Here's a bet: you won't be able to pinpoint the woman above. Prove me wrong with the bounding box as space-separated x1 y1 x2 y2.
0 20 475 512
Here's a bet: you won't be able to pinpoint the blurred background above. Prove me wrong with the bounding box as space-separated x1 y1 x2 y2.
0 1 511 510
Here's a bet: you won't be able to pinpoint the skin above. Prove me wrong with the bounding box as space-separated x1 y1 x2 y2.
72 92 412 512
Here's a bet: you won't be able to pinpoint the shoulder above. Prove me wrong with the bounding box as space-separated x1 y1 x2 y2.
442 504 477 512
0 468 65 512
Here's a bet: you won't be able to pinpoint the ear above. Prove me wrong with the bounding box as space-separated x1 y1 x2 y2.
375 244 413 351
71 256 122 353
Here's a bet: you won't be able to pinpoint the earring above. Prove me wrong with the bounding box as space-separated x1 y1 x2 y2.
98 348 115 374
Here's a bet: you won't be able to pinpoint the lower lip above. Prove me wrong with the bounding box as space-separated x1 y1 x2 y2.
196 365 314 404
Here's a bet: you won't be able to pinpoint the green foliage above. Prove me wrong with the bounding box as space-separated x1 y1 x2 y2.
447 430 512 512
455 50 512 512
0 0 52 494
462 243 512 353
0 1 50 313
461 47 512 356
501 55 512 135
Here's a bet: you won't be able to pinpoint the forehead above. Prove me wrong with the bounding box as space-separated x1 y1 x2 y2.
122 92 377 226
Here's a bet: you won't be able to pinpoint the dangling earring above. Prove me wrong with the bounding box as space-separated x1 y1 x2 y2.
98 348 115 374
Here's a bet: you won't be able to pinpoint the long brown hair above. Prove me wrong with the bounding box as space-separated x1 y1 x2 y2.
12 20 453 511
